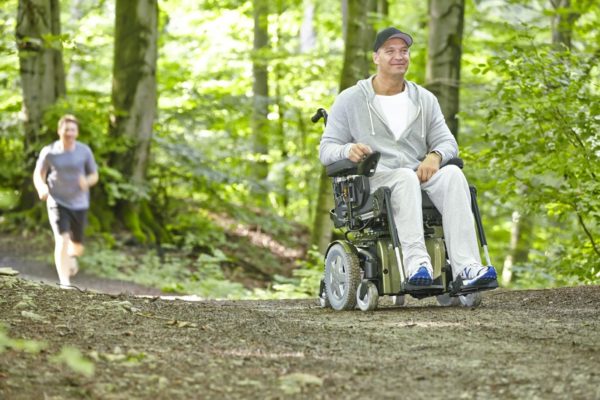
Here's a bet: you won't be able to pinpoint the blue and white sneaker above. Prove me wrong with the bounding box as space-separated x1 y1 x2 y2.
459 265 497 287
407 265 433 286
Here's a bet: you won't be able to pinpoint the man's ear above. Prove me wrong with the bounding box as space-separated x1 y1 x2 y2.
372 51 379 66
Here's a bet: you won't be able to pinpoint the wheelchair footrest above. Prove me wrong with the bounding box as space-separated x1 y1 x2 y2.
401 282 445 299
449 277 499 296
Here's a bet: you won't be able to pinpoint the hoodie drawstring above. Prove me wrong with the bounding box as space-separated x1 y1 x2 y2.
420 99 425 139
367 99 376 135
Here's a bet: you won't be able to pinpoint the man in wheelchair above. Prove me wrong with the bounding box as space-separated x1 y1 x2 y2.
317 27 498 311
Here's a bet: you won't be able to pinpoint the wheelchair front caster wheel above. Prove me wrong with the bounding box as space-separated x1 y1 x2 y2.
458 292 482 307
356 280 379 311
436 293 460 307
318 278 330 308
391 295 405 306
319 292 330 308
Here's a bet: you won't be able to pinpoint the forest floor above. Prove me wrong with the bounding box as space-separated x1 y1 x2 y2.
1 238 599 399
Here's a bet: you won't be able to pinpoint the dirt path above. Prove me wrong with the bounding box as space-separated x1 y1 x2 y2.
1 273 599 399
0 254 167 296
0 233 168 297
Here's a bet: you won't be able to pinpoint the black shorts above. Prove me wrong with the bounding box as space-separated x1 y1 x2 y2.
47 204 88 243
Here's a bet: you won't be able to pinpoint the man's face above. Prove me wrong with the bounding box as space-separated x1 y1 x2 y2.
58 121 79 144
373 38 410 77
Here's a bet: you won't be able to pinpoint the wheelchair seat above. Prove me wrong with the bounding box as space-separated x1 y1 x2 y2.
326 153 446 230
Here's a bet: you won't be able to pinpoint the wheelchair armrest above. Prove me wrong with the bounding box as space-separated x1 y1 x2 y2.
326 151 381 178
443 157 464 169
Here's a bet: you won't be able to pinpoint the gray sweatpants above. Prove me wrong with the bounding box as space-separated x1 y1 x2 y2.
369 165 481 279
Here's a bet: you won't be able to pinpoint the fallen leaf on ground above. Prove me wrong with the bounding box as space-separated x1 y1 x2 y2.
0 267 19 276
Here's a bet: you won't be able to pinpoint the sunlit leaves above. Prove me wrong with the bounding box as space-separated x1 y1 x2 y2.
51 346 95 378
0 324 46 354
480 29 599 283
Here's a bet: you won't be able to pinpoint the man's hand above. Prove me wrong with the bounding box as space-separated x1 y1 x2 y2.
79 172 99 191
37 185 49 201
348 143 373 162
79 175 90 191
417 152 441 183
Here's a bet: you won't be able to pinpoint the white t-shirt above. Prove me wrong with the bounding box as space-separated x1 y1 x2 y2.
375 90 417 140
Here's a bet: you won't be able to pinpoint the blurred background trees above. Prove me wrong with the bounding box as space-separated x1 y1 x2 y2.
0 0 598 295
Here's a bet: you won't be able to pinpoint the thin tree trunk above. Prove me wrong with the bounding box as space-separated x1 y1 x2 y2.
376 0 388 16
273 0 288 210
425 0 464 138
109 0 159 243
339 0 377 89
312 167 334 252
16 0 66 210
311 0 377 252
341 0 348 41
550 0 579 50
300 0 316 53
502 211 533 285
252 0 270 183
67 0 84 85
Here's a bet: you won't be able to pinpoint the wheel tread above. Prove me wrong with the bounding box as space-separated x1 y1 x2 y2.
325 243 361 311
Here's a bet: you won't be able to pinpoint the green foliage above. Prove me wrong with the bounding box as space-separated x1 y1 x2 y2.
0 324 46 354
1 323 94 377
50 346 95 378
82 240 249 299
0 0 24 198
259 246 323 299
2 0 599 292
476 29 600 284
154 1 343 224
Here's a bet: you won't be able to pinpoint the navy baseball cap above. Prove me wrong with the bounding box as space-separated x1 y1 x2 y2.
373 27 413 52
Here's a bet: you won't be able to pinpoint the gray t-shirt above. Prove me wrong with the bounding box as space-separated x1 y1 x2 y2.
36 141 98 210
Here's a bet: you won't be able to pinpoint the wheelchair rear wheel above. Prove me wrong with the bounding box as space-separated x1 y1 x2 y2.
324 242 361 311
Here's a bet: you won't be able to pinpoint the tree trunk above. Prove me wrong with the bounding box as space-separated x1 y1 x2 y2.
550 0 579 50
425 0 464 138
16 0 66 210
339 0 377 89
312 166 334 252
311 0 377 252
376 0 388 16
109 0 159 243
502 211 533 285
252 0 270 183
341 0 348 41
300 0 316 53
272 0 288 210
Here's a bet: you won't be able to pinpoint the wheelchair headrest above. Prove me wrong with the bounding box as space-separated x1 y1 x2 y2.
326 152 381 178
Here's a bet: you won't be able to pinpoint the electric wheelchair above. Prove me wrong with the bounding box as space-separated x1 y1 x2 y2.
312 108 498 311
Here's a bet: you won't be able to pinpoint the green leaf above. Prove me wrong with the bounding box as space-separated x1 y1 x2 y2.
51 346 95 378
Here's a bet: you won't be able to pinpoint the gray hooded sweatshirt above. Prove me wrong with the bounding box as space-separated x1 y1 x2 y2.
319 75 458 171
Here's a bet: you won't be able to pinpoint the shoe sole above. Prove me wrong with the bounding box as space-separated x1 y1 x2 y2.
407 277 433 286
462 273 497 287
